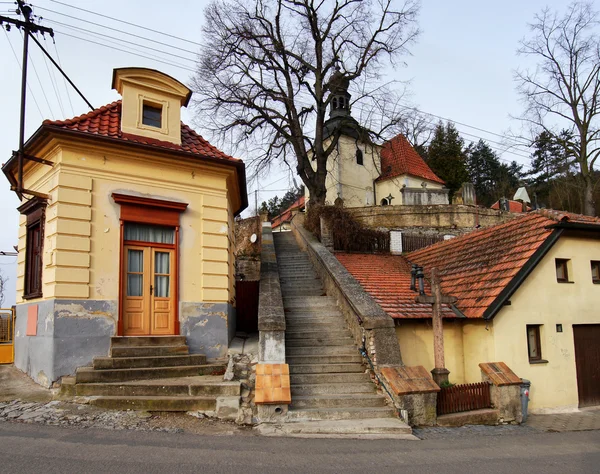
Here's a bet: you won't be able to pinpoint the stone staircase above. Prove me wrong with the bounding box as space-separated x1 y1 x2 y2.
62 336 240 412
271 232 412 437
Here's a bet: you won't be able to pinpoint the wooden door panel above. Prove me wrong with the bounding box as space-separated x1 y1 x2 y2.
573 325 600 408
123 247 150 336
150 249 175 335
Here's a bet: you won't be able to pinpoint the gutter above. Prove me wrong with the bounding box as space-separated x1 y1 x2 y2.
483 228 564 320
2 125 249 216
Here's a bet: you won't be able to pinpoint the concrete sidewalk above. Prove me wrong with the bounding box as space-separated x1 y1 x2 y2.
526 408 600 432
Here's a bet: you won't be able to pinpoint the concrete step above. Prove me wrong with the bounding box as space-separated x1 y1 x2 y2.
290 363 365 374
285 330 351 339
283 299 338 309
286 407 396 422
280 283 323 290
89 396 217 412
76 363 226 384
291 383 376 395
284 310 343 318
110 336 187 347
291 373 370 384
278 274 319 281
110 345 189 358
437 408 500 427
255 418 414 439
93 354 206 370
75 377 240 397
285 337 353 347
291 394 387 409
286 355 362 365
286 346 358 356
282 289 326 297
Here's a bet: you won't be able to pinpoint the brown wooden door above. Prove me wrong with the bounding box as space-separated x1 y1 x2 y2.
573 325 600 407
123 246 175 336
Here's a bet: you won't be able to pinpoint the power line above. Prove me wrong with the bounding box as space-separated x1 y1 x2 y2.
39 34 65 117
49 37 74 116
49 0 203 47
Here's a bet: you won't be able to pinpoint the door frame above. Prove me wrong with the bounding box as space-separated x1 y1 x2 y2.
113 193 188 336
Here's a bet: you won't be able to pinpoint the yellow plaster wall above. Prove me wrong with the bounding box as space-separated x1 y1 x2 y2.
15 140 238 311
492 235 600 412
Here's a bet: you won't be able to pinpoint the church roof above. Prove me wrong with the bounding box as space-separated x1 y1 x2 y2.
376 134 444 185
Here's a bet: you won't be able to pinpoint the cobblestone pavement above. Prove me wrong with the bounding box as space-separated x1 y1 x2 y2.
526 409 600 432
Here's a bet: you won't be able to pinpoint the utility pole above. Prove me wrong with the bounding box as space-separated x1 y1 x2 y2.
255 190 258 217
415 267 457 386
1 1 93 199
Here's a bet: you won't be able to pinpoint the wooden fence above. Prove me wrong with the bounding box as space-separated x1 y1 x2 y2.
437 382 492 416
401 233 445 253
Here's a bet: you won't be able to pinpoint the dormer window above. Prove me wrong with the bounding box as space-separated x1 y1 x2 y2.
142 103 162 128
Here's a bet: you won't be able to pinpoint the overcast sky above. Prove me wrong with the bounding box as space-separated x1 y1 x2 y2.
0 0 573 305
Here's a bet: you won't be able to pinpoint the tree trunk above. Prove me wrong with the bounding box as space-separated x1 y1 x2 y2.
583 174 596 216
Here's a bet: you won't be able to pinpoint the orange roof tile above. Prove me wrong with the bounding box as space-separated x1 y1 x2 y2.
336 253 457 319
408 210 600 319
271 196 305 229
43 101 241 163
377 134 444 185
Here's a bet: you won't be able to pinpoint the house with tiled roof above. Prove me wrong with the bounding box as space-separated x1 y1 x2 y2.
304 82 448 208
2 67 247 388
271 196 305 231
337 210 600 412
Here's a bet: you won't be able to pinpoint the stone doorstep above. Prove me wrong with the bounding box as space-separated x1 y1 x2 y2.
436 408 500 427
286 407 396 422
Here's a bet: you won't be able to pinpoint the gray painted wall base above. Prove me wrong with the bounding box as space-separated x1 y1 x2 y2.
180 302 235 359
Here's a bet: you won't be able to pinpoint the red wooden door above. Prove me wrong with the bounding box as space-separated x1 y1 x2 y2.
573 325 600 407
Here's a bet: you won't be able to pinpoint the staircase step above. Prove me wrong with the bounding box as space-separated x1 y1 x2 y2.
110 336 187 347
76 378 241 397
291 373 371 384
76 363 226 384
89 396 218 412
110 345 189 358
286 407 396 422
286 354 362 365
282 289 326 297
286 346 358 356
290 363 365 374
291 383 376 395
285 330 351 339
255 418 413 438
291 394 387 409
93 354 207 370
286 338 354 347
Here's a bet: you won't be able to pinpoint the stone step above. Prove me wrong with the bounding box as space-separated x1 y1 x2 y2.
291 383 376 395
278 273 319 280
93 354 207 370
285 337 354 347
286 407 396 422
110 345 190 358
286 346 358 356
290 363 365 374
436 408 500 427
285 330 351 339
76 363 226 384
89 396 217 412
291 373 371 384
285 320 346 328
281 289 326 297
291 394 387 409
283 297 337 308
285 309 343 317
255 418 414 438
110 336 187 347
75 378 241 398
280 283 323 290
286 355 362 365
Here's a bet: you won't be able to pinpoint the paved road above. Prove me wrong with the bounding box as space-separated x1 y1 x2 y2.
0 422 599 473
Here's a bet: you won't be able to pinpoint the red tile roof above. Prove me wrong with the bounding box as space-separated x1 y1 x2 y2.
491 199 531 213
377 134 444 185
408 210 600 318
336 253 457 319
271 196 305 229
43 101 241 163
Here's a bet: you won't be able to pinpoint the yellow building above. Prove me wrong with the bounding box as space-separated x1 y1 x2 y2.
338 210 600 413
305 73 447 207
2 67 247 387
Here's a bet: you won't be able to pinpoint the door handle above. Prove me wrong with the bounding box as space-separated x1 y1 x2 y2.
150 284 153 295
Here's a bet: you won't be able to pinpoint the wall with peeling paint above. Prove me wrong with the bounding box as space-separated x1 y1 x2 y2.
180 302 235 359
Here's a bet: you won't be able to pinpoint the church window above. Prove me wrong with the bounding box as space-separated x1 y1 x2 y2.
356 149 363 166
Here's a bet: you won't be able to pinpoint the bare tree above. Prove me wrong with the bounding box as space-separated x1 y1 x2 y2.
515 1 600 216
192 0 420 205
0 270 7 308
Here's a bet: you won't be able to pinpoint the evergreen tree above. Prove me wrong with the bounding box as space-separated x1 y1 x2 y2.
259 186 304 219
426 122 469 199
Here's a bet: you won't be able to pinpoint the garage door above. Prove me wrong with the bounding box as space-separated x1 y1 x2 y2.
573 325 600 407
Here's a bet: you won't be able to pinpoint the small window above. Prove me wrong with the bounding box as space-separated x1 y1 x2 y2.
380 198 389 206
591 261 600 284
356 149 363 166
555 258 570 283
18 197 46 299
526 325 543 362
142 103 162 128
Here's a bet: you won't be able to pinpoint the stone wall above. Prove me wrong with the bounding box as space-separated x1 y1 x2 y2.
346 204 517 233
400 187 449 206
235 216 261 281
